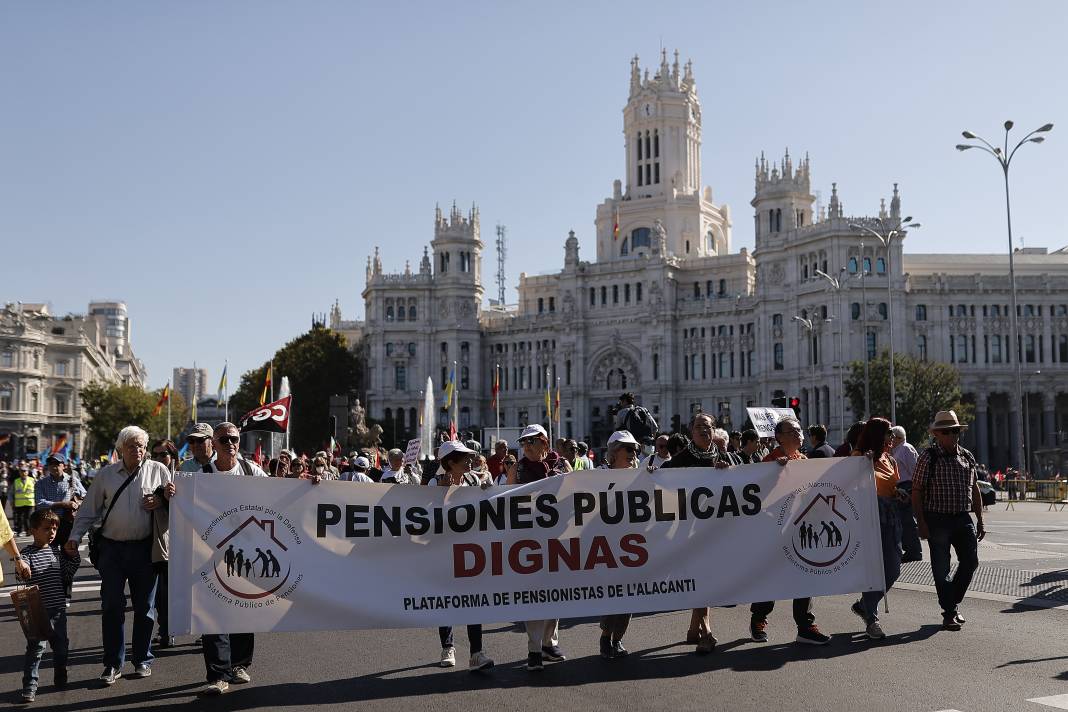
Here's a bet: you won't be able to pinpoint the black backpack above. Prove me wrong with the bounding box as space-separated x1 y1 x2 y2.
625 406 658 440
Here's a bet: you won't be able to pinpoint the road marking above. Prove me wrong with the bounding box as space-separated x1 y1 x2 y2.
1028 693 1068 709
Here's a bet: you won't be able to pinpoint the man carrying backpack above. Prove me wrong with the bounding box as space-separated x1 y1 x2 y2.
614 393 658 442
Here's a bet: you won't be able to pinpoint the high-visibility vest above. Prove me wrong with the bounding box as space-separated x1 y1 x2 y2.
13 477 35 508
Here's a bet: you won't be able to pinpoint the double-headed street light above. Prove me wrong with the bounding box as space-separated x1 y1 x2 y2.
957 120 1053 472
848 217 921 425
814 268 849 434
793 314 832 427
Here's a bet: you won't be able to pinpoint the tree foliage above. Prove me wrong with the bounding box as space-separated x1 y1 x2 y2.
80 383 187 455
230 326 362 454
844 351 973 446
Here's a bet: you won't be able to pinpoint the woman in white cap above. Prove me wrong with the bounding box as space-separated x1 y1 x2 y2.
431 440 494 670
597 430 640 659
509 424 567 669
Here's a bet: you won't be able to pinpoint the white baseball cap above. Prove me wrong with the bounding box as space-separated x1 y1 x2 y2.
354 456 370 470
518 424 548 442
607 430 640 447
437 440 477 460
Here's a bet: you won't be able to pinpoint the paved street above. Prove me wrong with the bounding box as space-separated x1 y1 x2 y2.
2 504 1066 712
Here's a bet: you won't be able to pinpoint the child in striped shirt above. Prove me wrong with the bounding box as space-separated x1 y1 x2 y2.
17 509 80 703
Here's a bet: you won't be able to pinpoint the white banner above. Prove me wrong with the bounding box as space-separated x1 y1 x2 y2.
746 407 798 437
169 458 882 635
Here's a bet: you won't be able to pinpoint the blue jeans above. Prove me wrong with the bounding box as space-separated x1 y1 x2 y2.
861 497 903 622
98 537 157 669
23 608 68 692
924 511 979 616
203 633 255 683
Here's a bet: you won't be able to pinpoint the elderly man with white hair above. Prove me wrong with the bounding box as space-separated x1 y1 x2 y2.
890 425 922 562
380 448 421 484
66 425 175 686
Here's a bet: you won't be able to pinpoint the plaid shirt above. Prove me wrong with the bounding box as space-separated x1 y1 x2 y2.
912 444 977 514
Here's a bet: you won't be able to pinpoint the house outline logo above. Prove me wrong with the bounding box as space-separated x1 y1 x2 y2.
212 515 294 600
789 493 851 568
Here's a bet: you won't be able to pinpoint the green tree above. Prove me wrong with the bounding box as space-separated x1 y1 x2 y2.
844 351 973 446
230 326 362 453
80 383 188 455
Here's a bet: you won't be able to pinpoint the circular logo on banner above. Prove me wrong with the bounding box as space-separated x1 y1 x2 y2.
201 507 304 608
778 483 862 575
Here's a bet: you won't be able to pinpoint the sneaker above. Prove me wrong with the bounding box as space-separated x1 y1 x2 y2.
130 663 151 678
231 666 251 684
750 617 768 643
796 625 831 645
850 600 868 624
526 652 544 671
541 644 566 662
954 612 966 625
469 651 494 670
20 688 35 703
865 620 886 640
54 667 67 689
695 633 717 655
599 636 613 659
99 667 122 686
612 640 629 658
942 614 962 631
439 647 456 668
202 680 229 696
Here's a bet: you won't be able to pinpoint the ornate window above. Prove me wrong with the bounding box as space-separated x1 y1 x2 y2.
848 257 858 274
0 384 12 410
773 343 784 370
876 257 886 274
915 304 927 321
0 351 11 368
851 303 861 320
630 228 651 251
408 305 416 321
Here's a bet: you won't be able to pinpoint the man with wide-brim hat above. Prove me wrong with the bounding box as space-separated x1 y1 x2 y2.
911 410 984 632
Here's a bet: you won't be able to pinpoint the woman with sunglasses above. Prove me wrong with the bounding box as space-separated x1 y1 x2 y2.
848 418 903 640
149 439 179 649
429 440 494 671
596 430 641 659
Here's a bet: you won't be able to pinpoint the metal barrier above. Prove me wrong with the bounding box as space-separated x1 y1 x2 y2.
999 479 1068 510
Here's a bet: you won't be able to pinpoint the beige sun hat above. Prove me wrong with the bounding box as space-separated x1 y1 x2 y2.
928 410 968 433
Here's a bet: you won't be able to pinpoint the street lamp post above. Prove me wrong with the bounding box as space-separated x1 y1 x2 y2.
849 217 921 425
814 268 847 437
957 121 1053 471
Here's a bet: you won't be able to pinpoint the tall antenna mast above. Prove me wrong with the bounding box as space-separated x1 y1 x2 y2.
495 224 507 305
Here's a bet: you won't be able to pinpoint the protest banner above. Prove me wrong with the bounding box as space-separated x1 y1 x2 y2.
169 457 881 635
746 407 798 438
402 438 421 466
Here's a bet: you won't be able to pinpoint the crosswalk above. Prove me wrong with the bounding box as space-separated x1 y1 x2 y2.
934 695 1068 710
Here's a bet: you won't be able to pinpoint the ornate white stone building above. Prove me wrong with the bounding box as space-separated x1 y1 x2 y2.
0 301 146 459
355 51 1068 473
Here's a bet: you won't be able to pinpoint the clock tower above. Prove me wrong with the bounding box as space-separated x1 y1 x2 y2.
595 49 730 262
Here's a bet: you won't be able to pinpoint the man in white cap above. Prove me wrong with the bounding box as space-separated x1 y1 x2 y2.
510 424 566 670
597 430 640 659
346 457 374 483
890 425 922 562
911 410 984 631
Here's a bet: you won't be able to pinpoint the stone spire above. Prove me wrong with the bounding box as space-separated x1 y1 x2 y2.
420 246 431 275
829 183 841 218
630 55 641 96
890 183 901 220
373 246 382 275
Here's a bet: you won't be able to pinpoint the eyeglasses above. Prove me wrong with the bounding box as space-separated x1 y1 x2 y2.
938 429 962 437
215 435 240 445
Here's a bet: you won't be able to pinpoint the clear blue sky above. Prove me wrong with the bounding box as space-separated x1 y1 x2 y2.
3 1 1065 390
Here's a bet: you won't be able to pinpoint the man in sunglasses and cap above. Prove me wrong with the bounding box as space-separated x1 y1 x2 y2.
179 423 215 473
911 410 984 632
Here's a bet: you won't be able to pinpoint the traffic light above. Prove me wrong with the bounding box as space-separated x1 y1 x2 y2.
670 414 682 434
788 397 801 418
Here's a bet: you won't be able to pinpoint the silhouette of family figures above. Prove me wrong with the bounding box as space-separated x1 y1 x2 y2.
224 544 282 578
797 520 843 549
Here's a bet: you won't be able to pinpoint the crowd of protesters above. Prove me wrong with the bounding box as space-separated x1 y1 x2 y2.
0 392 993 701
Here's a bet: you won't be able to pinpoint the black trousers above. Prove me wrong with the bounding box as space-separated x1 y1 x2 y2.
203 633 254 683
750 598 814 628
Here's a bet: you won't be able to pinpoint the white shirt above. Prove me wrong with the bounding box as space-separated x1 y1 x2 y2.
346 470 374 482
70 458 173 543
640 453 669 470
892 442 919 483
205 457 269 477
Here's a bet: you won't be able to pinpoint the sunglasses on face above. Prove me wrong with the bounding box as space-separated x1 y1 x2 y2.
938 429 962 437
216 435 240 445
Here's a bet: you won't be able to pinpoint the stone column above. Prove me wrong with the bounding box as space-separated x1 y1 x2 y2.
1009 407 1021 470
975 395 990 466
1043 396 1056 449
